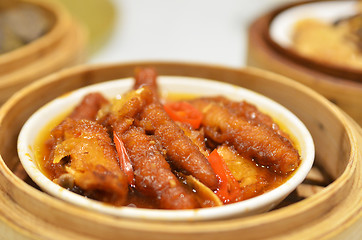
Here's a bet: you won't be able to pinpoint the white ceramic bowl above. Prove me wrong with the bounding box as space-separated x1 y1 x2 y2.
269 1 357 48
17 76 315 221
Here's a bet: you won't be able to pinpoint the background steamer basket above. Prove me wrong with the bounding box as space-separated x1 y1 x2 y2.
0 0 86 105
247 0 362 126
0 62 361 239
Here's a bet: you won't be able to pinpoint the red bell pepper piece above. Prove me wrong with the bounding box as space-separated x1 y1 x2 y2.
113 131 135 187
207 149 241 204
164 101 203 129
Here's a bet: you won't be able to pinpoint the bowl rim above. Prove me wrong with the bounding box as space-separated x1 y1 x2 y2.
17 76 315 222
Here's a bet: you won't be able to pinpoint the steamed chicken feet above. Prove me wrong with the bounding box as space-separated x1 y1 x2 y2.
133 67 159 97
98 86 201 209
120 126 199 209
217 145 283 200
45 93 128 205
49 118 129 205
206 96 290 140
139 102 218 190
190 98 300 174
125 75 218 190
39 67 302 209
97 86 154 132
69 92 109 121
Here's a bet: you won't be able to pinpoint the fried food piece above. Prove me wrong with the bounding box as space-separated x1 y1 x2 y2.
44 92 110 177
44 93 128 205
139 102 218 190
97 87 154 131
191 99 300 174
106 81 217 190
177 122 210 157
133 67 159 97
217 145 283 200
203 96 291 141
69 92 109 121
133 68 216 189
50 118 129 206
99 87 200 208
121 126 199 209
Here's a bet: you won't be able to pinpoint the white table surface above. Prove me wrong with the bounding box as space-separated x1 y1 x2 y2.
89 0 294 67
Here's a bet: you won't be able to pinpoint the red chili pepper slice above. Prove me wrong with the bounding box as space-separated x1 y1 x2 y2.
164 101 203 129
207 149 241 204
113 131 135 187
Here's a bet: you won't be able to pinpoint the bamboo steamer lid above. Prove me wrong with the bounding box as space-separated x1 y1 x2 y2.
247 0 362 126
0 0 86 105
0 62 361 239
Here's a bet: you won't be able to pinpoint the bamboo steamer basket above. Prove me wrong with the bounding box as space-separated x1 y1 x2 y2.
0 0 86 105
0 62 361 239
247 0 362 126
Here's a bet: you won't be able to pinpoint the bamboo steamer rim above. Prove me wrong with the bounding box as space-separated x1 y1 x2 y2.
0 19 85 89
0 0 73 70
0 62 361 239
0 0 86 105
